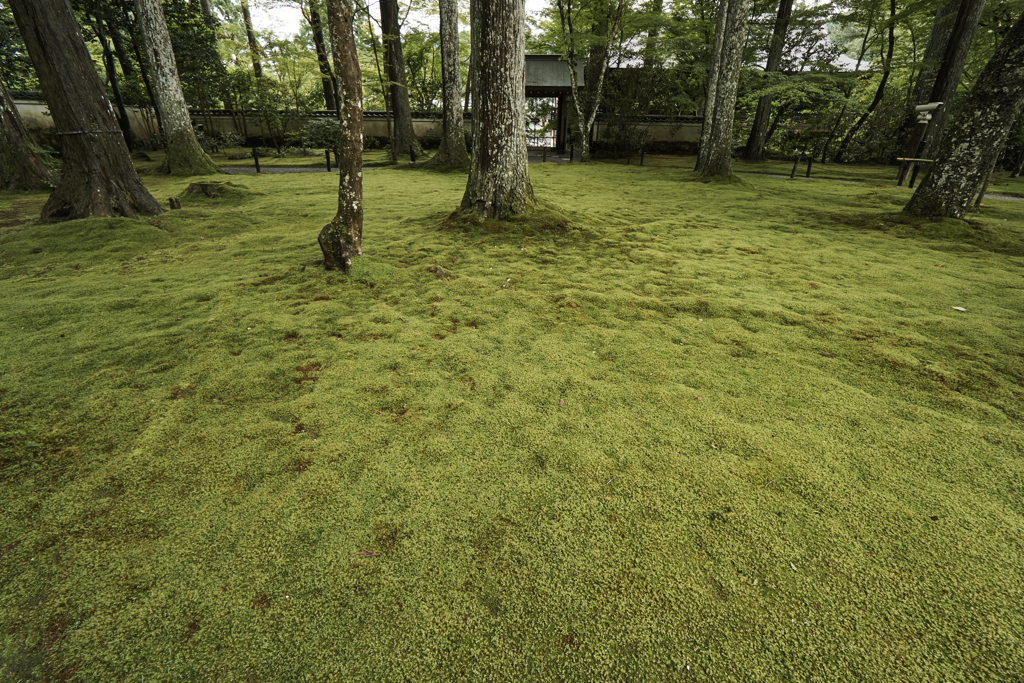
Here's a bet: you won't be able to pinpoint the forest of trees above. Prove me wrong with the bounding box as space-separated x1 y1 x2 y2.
2 0 1024 227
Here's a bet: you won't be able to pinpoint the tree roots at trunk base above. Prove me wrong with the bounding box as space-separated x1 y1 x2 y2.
318 223 357 272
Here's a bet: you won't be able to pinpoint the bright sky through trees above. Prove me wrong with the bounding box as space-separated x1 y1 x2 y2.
252 0 550 38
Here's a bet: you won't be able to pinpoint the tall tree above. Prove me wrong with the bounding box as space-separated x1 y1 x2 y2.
835 0 896 162
319 0 363 271
1 78 55 191
904 11 1024 219
88 10 134 151
695 0 751 177
379 0 417 157
555 0 627 162
918 0 986 161
9 0 163 220
307 0 338 110
430 0 469 166
742 0 793 161
240 0 263 78
134 0 220 175
460 0 536 219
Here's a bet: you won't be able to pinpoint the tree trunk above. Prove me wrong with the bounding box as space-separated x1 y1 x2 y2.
919 0 986 161
696 0 751 177
913 0 958 104
643 0 665 71
904 12 1024 219
309 2 338 111
1 79 55 191
9 0 163 221
240 0 263 79
321 0 364 271
92 15 134 151
134 0 220 175
379 0 417 156
460 0 536 219
741 0 793 161
124 14 165 138
835 0 896 162
431 0 469 166
557 0 625 162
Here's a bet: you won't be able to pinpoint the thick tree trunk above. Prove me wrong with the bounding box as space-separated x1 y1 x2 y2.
379 0 417 156
9 0 163 221
430 0 469 166
835 0 896 162
240 0 263 78
308 2 338 111
460 0 535 219
134 0 220 175
919 0 986 161
741 0 793 161
320 0 363 271
1 79 55 191
904 12 1024 219
696 0 751 177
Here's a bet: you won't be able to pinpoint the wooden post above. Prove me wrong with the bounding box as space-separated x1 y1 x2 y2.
325 148 331 171
252 146 260 173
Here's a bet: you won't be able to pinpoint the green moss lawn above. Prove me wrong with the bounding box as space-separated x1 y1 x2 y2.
1 160 1023 681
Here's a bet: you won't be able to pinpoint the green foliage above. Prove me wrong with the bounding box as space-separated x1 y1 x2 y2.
2 160 1024 680
0 2 36 90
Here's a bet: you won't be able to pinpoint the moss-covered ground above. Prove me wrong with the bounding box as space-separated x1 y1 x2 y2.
1 161 1023 681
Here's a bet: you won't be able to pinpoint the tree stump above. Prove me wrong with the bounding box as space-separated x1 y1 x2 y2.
169 197 181 209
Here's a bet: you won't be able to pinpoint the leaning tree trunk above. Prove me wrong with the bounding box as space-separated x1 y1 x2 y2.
835 0 896 163
379 0 418 157
319 0 363 271
742 0 793 161
460 0 536 219
8 0 163 221
1 79 55 191
919 0 987 161
134 0 220 175
92 15 134 151
308 1 338 111
904 11 1024 219
696 0 751 177
240 0 263 78
430 0 469 166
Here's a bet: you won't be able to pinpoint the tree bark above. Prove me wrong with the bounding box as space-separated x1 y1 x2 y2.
835 0 895 162
1 79 55 191
904 11 1024 219
9 0 163 221
696 0 751 177
379 0 417 156
134 0 220 175
308 1 338 111
240 0 263 79
320 0 363 271
429 0 468 166
460 0 536 219
919 0 986 161
741 0 793 161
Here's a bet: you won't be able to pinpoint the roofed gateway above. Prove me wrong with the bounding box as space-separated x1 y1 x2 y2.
525 55 585 153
